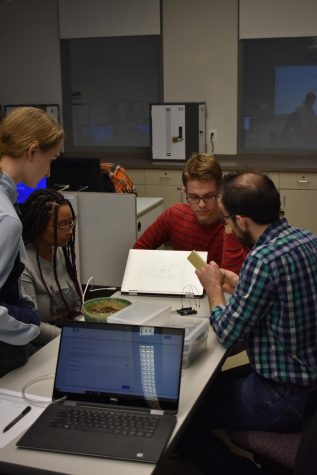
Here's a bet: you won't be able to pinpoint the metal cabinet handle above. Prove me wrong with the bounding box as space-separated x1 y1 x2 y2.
297 180 310 184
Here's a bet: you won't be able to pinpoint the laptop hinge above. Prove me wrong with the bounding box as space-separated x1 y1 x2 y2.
150 409 164 416
128 290 138 296
63 400 77 406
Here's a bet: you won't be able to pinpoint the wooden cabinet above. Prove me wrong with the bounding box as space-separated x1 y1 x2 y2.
127 168 184 209
126 169 145 196
144 170 184 209
128 168 317 233
279 173 317 234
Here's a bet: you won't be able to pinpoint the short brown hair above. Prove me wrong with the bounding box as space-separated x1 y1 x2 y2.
0 106 64 159
182 152 222 188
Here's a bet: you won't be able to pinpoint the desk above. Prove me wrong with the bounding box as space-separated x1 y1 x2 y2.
0 294 226 475
136 197 164 237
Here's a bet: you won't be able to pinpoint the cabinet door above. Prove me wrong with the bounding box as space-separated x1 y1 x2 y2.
145 169 183 185
126 169 145 196
144 184 184 209
280 172 317 189
144 169 184 208
281 190 317 234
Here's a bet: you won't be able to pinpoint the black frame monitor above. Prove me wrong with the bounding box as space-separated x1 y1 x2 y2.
47 157 103 192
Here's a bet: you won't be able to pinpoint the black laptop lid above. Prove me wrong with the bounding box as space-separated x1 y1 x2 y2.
47 157 103 192
53 321 184 413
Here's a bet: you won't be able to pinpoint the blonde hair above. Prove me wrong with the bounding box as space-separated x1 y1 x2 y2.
0 107 64 160
182 152 222 188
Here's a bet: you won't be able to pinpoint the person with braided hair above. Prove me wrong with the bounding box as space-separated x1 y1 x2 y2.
0 106 64 377
21 189 82 342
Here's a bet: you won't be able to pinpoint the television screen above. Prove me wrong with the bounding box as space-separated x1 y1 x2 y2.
16 177 47 204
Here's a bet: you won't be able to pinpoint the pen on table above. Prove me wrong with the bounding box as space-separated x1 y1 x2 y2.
2 406 32 433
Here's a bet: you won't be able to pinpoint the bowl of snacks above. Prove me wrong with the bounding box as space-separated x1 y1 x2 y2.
82 297 131 322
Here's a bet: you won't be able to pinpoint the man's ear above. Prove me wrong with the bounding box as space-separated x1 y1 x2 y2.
235 214 249 231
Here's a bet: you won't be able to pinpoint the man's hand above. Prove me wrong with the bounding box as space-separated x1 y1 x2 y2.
196 262 239 309
196 261 226 309
220 268 239 294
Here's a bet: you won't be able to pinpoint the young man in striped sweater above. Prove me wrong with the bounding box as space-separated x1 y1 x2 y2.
134 153 247 273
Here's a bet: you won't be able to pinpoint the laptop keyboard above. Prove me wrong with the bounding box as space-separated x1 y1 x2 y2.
48 407 160 438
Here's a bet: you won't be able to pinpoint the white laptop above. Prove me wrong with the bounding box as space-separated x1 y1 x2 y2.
121 249 207 297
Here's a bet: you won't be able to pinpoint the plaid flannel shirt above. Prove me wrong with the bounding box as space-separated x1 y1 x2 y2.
211 218 317 385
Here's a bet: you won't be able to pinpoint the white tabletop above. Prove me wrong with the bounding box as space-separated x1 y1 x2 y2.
0 294 226 475
136 197 164 217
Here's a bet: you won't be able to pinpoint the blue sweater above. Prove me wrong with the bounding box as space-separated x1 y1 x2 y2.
0 171 40 345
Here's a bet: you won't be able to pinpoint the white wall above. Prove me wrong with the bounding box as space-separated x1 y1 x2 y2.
0 0 316 161
163 0 238 155
240 0 317 38
0 0 62 108
0 0 238 155
59 0 160 38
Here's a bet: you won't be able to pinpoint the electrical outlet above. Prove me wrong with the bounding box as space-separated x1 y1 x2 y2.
209 129 218 143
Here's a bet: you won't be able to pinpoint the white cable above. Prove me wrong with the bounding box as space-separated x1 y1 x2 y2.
82 276 118 303
82 276 95 303
59 184 70 192
21 373 66 406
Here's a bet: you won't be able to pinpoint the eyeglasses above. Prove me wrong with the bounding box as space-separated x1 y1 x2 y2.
48 217 78 231
186 192 218 205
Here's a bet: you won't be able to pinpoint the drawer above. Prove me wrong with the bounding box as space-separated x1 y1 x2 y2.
280 172 317 189
126 169 145 185
145 169 183 186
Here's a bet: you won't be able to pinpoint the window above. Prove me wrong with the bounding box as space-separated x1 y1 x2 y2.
239 37 317 154
61 35 162 156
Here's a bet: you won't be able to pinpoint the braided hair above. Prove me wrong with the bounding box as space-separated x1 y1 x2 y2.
21 189 82 317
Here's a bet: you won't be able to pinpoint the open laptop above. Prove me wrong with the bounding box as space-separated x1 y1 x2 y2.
121 249 207 297
17 321 185 463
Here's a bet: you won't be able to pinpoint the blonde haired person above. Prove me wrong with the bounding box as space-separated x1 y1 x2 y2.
0 107 64 377
134 153 248 273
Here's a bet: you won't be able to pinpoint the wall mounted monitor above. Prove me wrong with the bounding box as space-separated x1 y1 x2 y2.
47 157 103 192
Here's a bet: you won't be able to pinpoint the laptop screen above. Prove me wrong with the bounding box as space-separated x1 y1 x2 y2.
53 321 184 412
47 157 103 192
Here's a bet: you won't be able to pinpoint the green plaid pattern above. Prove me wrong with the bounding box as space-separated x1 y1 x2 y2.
211 218 317 385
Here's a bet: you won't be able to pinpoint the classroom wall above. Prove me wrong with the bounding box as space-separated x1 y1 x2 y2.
0 0 316 160
0 0 62 108
163 0 238 154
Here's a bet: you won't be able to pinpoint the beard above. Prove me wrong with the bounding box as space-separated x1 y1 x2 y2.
234 227 255 249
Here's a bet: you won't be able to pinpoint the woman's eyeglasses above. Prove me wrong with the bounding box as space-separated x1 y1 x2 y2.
48 217 78 231
186 192 218 205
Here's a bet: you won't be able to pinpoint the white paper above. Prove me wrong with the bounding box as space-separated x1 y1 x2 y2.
0 389 48 448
